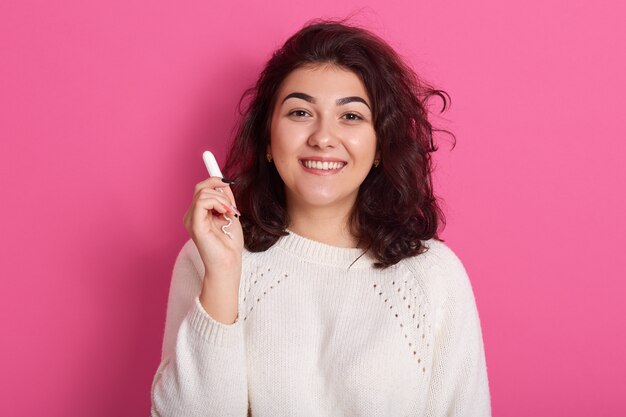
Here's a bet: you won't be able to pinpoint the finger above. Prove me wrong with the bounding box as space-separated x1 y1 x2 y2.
195 197 232 217
194 177 230 195
185 184 239 228
192 200 240 243
207 181 237 209
196 190 237 214
194 178 238 208
184 200 217 235
191 200 230 234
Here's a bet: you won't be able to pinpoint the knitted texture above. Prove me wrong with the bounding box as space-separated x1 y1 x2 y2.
151 230 491 416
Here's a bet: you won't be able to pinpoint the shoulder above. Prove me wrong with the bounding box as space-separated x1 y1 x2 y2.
399 238 475 307
400 238 468 279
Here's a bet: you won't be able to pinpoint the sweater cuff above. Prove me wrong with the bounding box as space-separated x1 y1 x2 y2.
188 296 243 348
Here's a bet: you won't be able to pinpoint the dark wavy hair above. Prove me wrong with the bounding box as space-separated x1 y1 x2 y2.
222 19 454 268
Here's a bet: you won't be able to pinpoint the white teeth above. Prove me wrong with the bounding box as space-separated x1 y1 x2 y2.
302 160 346 170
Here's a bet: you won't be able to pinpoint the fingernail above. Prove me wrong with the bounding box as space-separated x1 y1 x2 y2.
221 177 236 184
231 205 241 216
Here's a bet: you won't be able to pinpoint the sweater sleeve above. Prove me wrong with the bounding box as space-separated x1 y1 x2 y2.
423 244 492 417
150 239 248 417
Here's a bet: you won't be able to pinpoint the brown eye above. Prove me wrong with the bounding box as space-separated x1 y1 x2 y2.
342 112 363 121
289 110 310 117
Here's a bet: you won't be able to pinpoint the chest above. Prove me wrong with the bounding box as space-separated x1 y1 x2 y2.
240 270 435 416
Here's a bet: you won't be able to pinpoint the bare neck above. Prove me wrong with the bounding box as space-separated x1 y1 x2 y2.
287 203 358 249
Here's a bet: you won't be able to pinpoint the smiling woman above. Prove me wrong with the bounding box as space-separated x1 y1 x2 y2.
151 19 491 417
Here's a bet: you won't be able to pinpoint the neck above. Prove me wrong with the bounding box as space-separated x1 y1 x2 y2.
286 201 358 249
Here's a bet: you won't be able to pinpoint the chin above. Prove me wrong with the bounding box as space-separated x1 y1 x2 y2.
298 190 354 209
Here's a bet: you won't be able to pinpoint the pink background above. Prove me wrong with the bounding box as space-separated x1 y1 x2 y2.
1 0 625 415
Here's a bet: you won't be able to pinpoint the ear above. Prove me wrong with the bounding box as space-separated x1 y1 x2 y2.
266 144 272 155
375 149 381 160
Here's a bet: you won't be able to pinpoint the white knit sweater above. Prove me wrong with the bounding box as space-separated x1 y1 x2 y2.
151 230 491 416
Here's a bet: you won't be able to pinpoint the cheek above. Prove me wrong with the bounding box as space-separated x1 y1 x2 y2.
270 129 295 170
346 130 377 158
272 122 305 155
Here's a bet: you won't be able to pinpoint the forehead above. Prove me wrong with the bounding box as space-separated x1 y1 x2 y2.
276 65 370 102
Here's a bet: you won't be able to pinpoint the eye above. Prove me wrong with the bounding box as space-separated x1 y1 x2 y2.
342 112 363 121
288 109 310 118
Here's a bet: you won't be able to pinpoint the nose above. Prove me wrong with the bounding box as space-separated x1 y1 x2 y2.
307 117 338 149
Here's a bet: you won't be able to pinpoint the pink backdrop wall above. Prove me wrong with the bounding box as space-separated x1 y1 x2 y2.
2 0 625 415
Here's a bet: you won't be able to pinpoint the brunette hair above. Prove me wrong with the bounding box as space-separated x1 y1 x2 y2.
222 19 454 268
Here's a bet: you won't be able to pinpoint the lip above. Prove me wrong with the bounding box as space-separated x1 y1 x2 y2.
298 156 347 163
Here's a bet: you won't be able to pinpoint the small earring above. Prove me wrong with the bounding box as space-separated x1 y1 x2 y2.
266 153 273 163
373 159 380 168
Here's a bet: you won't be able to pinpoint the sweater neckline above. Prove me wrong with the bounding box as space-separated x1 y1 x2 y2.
276 228 373 269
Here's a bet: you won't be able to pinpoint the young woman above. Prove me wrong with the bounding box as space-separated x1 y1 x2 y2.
151 20 491 417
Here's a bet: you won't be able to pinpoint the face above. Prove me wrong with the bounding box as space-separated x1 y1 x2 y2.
268 65 379 213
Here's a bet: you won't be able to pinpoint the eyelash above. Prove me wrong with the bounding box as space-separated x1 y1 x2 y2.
287 110 364 121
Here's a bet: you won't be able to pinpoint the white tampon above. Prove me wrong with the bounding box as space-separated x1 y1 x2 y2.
202 150 233 239
203 150 223 178
203 150 225 194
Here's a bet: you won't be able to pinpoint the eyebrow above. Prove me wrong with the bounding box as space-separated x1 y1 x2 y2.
336 96 371 110
282 92 371 110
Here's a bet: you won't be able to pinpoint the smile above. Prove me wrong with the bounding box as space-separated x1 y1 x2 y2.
300 160 346 170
